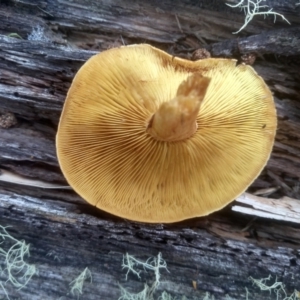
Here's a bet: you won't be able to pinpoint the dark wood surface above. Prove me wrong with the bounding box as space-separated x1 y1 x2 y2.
0 0 300 299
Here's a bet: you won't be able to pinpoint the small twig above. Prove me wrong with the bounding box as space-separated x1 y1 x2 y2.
267 170 293 195
175 14 183 33
253 186 280 197
37 6 53 17
120 35 125 46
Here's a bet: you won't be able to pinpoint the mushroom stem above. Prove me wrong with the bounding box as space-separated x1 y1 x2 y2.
147 74 211 142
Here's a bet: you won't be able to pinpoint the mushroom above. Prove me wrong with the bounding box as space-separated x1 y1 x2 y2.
56 44 276 223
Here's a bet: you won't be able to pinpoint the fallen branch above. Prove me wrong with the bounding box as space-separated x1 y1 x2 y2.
0 169 70 189
234 193 300 223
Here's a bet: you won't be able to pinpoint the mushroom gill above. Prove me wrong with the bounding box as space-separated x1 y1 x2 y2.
56 44 277 223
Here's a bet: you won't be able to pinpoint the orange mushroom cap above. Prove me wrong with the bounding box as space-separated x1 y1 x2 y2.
56 44 276 223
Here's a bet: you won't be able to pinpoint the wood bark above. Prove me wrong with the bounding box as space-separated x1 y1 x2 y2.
0 0 300 299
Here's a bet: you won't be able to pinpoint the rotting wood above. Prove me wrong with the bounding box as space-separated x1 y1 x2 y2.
0 36 299 197
0 0 300 299
1 188 300 300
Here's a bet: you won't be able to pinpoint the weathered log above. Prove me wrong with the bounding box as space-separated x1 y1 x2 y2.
1 0 300 299
1 188 300 300
1 35 300 197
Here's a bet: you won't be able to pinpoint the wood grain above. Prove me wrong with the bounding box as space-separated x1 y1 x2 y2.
0 0 300 299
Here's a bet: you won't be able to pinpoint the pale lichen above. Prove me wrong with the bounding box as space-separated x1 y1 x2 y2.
118 253 168 300
227 0 290 33
249 275 300 300
27 25 50 42
0 225 37 300
69 267 92 299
